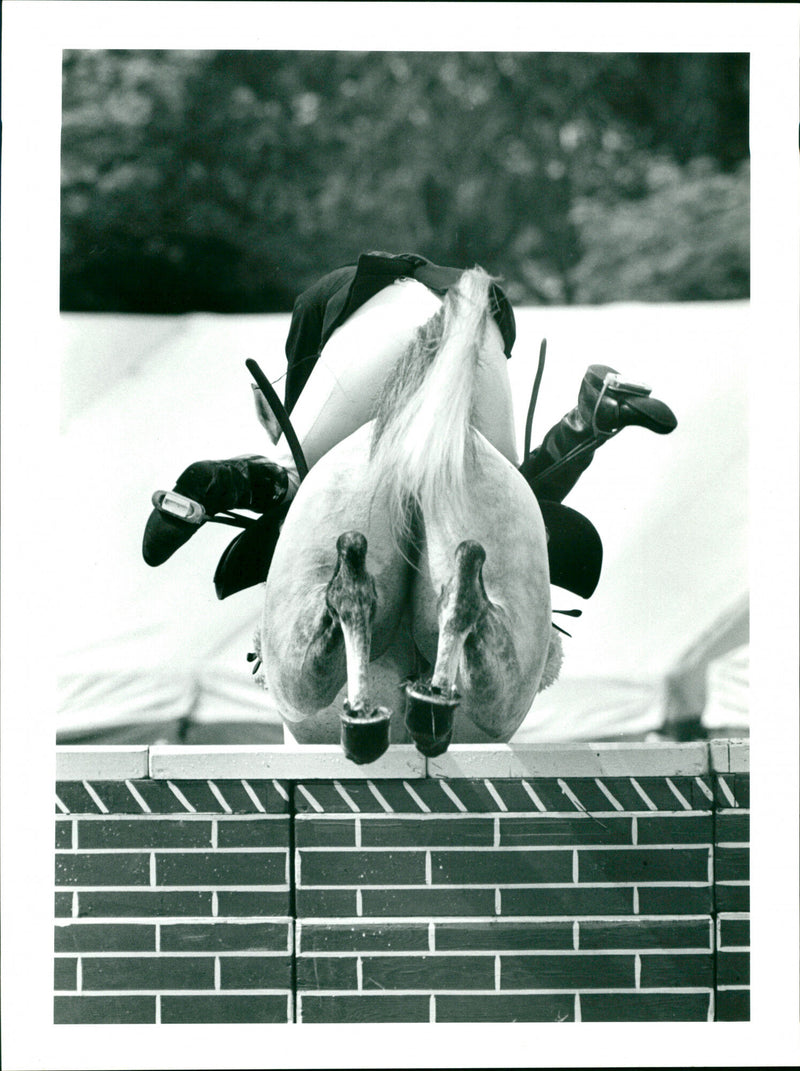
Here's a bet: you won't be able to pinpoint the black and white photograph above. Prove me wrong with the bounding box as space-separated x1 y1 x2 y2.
1 2 798 1068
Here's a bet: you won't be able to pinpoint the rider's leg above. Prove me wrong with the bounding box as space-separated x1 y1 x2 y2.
143 280 441 567
519 364 677 503
269 278 443 480
144 278 519 567
271 280 517 475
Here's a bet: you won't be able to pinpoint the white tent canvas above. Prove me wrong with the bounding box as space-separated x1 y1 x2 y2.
56 300 748 742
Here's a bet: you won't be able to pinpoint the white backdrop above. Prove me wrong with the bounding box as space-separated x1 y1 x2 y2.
56 301 749 740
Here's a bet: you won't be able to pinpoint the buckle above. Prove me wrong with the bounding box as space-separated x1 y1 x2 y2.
151 490 207 526
603 372 652 398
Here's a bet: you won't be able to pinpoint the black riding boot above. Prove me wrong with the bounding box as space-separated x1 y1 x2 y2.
519 364 677 503
142 456 289 566
519 365 677 598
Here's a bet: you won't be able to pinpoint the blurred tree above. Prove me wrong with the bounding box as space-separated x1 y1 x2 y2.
60 50 749 312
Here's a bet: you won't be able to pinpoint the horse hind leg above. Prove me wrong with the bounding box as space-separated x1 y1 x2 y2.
323 531 392 764
406 540 496 756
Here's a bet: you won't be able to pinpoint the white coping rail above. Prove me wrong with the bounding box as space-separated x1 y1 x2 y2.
55 740 749 781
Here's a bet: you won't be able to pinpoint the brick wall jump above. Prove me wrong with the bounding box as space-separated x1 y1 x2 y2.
54 741 749 1024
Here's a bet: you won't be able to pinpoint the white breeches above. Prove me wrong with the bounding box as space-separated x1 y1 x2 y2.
271 277 518 491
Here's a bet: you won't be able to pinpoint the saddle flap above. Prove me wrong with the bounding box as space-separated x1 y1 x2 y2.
538 500 602 599
213 505 289 600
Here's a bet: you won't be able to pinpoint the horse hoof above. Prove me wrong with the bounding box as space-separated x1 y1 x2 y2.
339 705 391 765
404 682 459 757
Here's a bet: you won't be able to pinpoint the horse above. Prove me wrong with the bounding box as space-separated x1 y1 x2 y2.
254 267 562 763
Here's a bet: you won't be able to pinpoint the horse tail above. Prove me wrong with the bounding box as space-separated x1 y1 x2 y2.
370 266 494 547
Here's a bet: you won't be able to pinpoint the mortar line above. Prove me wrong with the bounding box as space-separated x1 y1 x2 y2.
287 783 299 1023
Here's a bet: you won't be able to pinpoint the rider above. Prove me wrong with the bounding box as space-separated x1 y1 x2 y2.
142 251 677 599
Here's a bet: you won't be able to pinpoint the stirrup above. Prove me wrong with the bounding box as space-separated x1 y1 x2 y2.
152 489 207 526
590 370 652 438
151 489 254 530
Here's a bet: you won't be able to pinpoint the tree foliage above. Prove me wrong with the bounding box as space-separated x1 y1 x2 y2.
60 50 749 311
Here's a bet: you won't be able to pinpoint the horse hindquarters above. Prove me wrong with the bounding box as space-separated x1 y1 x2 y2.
411 441 553 743
260 424 413 738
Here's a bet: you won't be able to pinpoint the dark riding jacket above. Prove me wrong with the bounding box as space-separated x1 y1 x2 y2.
284 251 517 412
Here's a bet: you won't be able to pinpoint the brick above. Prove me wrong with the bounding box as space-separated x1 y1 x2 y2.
171 780 251 813
715 988 750 1021
435 920 573 951
719 916 749 948
56 820 73 849
475 780 548 812
360 817 494 847
500 953 634 989
213 780 289 814
216 890 292 917
55 892 74 917
57 746 149 781
578 847 709 883
55 923 156 952
78 819 212 849
55 782 104 814
596 776 713 812
128 779 287 814
295 817 356 847
430 745 708 780
219 955 292 990
499 815 632 846
296 781 410 813
730 773 749 807
718 951 749 986
579 918 711 951
715 883 749 913
715 846 749 882
552 778 644 813
160 922 290 952
581 991 711 1022
362 955 495 991
636 885 713 915
500 885 634 917
155 850 287 886
636 815 713 844
639 953 713 988
81 955 214 991
337 780 439 814
161 994 290 1023
431 849 572 885
217 819 289 848
360 886 496 918
82 782 163 814
222 780 288 813
300 994 429 1023
54 995 155 1024
717 812 749 842
436 993 574 1022
294 888 359 918
54 958 78 990
715 775 748 809
56 852 150 887
76 890 213 918
298 849 426 886
295 782 382 814
400 779 499 813
152 747 423 782
296 956 358 990
300 922 429 953
113 781 196 814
